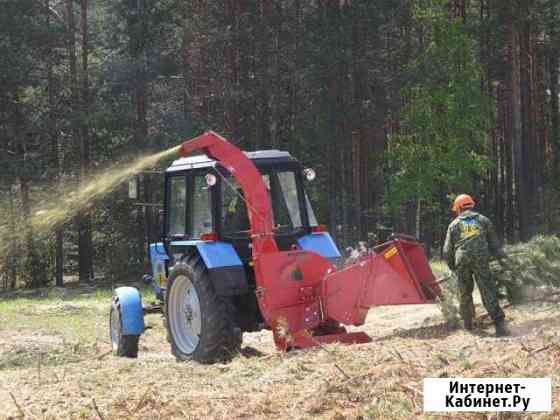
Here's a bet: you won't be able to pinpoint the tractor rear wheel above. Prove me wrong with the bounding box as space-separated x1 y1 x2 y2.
164 254 241 363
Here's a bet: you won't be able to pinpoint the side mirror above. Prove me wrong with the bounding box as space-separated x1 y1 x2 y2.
128 177 139 199
303 168 316 181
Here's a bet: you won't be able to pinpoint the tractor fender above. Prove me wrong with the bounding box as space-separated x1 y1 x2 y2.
170 240 243 268
170 240 248 296
196 242 248 296
113 287 145 335
193 241 243 268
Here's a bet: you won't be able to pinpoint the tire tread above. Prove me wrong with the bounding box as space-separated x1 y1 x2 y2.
165 253 241 363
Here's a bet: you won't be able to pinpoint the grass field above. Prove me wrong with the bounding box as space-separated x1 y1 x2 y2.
0 280 559 419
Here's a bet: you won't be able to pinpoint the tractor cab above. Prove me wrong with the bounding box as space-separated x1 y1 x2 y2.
163 150 325 261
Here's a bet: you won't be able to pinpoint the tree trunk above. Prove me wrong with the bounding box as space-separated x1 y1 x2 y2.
509 4 527 241
46 0 64 286
15 104 46 288
415 197 421 240
519 4 535 237
550 49 559 178
18 176 34 287
77 0 93 282
181 2 193 137
351 3 373 241
494 83 506 240
65 0 78 141
322 1 342 243
223 0 240 143
131 0 151 268
533 38 547 229
7 186 18 289
65 0 84 281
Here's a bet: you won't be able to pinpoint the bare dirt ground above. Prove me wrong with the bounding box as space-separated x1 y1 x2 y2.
0 288 559 419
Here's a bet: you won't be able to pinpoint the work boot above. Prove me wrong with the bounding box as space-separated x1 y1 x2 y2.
495 319 509 337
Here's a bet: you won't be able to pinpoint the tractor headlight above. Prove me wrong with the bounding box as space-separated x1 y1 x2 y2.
303 168 316 181
205 173 217 187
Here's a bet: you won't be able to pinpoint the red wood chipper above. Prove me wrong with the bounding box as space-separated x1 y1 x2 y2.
109 131 441 362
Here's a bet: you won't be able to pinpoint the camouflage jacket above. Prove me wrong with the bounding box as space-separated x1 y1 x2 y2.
443 210 504 269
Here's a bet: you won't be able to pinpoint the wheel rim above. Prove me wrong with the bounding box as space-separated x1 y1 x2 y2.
168 274 201 354
110 304 121 352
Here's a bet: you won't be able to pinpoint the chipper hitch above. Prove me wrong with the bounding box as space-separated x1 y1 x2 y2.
178 131 441 351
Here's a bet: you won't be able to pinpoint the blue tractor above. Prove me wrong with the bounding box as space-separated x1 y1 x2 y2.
109 133 341 362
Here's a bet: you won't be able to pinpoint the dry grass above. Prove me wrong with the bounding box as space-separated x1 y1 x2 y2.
0 284 559 419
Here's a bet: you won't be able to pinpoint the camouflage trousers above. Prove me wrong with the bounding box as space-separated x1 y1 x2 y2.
456 257 505 323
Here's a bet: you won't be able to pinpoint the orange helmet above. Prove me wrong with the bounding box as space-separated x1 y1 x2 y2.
452 194 475 213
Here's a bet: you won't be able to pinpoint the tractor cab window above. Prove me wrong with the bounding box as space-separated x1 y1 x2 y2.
221 170 305 236
168 176 187 237
168 174 212 239
221 179 250 235
274 171 302 231
305 194 318 227
191 175 213 238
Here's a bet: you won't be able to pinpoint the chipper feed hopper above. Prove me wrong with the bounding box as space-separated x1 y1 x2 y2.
109 131 441 362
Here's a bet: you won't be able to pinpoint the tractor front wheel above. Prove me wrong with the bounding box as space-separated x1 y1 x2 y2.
109 300 140 358
165 254 241 363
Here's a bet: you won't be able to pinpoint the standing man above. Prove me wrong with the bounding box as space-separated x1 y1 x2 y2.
443 194 509 337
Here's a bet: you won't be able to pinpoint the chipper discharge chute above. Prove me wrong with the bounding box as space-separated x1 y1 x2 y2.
109 131 441 362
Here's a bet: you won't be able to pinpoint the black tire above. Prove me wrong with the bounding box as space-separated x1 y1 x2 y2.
164 253 242 364
109 300 140 358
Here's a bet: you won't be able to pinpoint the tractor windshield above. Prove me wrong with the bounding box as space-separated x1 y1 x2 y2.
221 170 310 236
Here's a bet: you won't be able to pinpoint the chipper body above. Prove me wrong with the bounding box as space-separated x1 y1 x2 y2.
110 131 441 361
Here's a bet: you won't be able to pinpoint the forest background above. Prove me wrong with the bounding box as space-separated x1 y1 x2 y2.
1 0 559 288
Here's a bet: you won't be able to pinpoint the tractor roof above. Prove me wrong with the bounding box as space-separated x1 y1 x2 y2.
167 150 295 173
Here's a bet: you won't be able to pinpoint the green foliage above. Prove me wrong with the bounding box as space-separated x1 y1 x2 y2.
493 235 560 295
437 275 461 328
431 260 461 327
94 190 145 282
388 1 494 210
